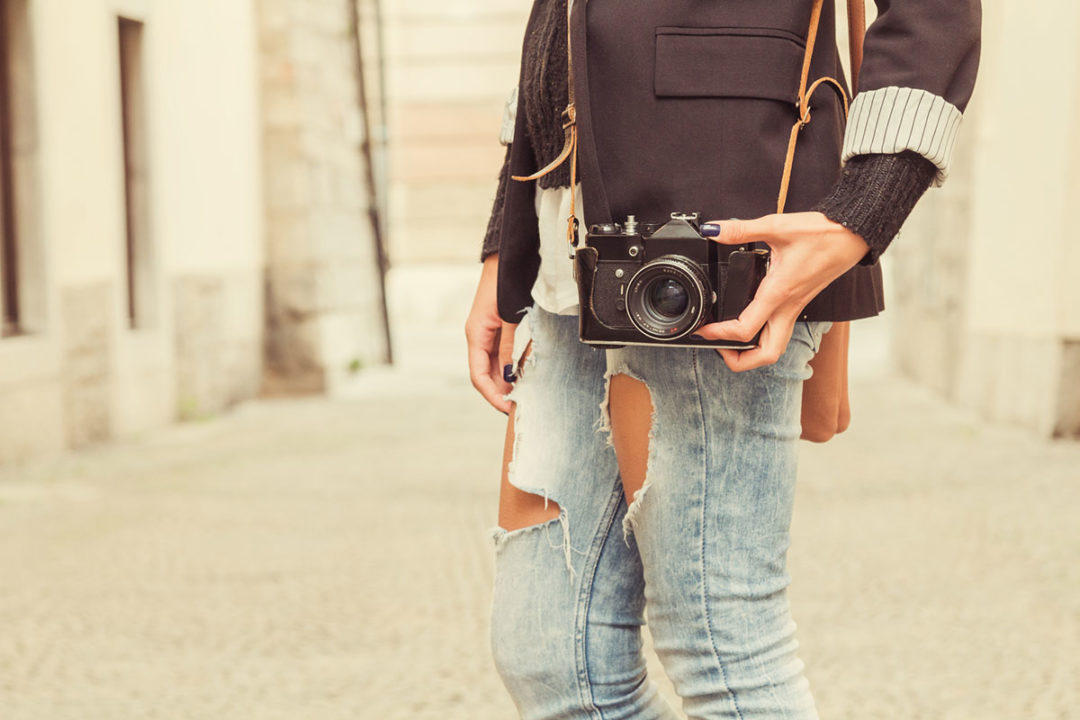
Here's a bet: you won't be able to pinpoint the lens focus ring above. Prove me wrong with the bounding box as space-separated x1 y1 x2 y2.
625 256 709 341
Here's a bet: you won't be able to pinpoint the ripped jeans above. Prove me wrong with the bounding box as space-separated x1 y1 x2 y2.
489 305 831 720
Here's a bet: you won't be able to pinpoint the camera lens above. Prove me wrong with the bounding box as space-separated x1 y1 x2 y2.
647 278 690 318
626 256 709 341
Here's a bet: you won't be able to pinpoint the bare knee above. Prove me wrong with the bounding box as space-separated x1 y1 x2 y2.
496 341 561 533
497 403 561 532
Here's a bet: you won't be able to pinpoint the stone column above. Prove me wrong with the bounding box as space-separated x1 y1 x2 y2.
257 0 389 393
892 1 1080 438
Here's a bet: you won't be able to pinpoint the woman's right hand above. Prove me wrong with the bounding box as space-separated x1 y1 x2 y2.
466 254 517 414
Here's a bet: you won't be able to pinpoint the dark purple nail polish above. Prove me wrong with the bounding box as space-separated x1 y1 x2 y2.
503 364 517 384
700 223 721 237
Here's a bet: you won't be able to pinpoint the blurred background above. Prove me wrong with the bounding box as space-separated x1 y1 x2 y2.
0 1 1076 718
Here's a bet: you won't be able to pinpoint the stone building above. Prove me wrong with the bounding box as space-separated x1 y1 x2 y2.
258 0 389 394
3 0 1077 467
0 0 388 463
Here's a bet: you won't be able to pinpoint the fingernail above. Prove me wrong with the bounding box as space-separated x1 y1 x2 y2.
700 223 721 237
503 364 517 384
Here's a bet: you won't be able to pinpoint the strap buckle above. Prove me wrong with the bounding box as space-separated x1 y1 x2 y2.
561 103 576 126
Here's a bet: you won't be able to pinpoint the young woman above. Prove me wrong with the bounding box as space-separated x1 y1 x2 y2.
465 1 980 717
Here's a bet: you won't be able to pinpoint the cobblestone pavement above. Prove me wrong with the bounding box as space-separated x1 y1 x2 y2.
0 371 1077 719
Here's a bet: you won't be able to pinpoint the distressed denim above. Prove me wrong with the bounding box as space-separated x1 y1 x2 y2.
490 306 830 720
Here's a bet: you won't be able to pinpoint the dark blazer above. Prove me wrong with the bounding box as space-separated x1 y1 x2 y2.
497 0 981 323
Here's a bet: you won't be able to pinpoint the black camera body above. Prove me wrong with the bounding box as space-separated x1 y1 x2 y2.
574 213 768 348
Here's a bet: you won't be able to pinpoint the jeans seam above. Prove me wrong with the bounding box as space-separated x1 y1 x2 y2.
801 319 816 353
574 473 627 719
693 349 746 720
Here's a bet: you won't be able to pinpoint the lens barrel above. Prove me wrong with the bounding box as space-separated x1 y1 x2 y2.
625 256 709 341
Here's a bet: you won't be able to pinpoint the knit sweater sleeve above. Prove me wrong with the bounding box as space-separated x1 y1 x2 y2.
812 150 938 265
480 146 513 262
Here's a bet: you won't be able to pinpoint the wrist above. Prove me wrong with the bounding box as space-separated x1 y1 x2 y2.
813 151 937 265
478 253 500 306
812 212 872 267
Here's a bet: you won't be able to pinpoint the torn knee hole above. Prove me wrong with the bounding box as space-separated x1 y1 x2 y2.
490 495 577 583
498 492 561 534
622 480 654 546
603 371 657 544
500 387 557 533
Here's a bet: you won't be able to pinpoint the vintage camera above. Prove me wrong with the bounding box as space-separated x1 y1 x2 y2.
574 212 768 348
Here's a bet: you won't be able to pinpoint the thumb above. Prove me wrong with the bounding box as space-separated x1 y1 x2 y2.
498 322 518 383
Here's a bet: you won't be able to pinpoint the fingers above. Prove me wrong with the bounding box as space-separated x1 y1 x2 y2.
701 215 779 246
716 315 797 373
464 255 515 414
468 344 512 414
497 322 517 383
695 279 786 344
467 322 513 415
464 253 513 413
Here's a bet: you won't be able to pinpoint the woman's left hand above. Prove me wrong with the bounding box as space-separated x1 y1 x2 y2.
694 211 870 372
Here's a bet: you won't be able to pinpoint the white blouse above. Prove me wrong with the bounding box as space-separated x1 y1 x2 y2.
531 184 585 316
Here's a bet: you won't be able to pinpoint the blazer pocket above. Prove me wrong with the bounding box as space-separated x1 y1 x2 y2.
654 26 805 103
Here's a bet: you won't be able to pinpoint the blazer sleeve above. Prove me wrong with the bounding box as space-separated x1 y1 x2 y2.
842 0 982 185
480 148 512 262
495 77 544 323
479 88 519 261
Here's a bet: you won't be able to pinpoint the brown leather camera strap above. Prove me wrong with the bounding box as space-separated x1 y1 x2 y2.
777 0 864 214
512 0 867 249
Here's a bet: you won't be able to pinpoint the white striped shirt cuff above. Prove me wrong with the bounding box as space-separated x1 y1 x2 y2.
842 87 964 186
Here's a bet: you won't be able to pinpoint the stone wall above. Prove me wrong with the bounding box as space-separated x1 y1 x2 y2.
173 274 263 421
0 0 266 462
891 1 1080 438
60 283 113 447
257 0 389 393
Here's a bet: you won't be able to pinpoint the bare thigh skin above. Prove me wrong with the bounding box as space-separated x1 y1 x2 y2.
497 367 650 531
496 343 562 532
607 374 653 508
